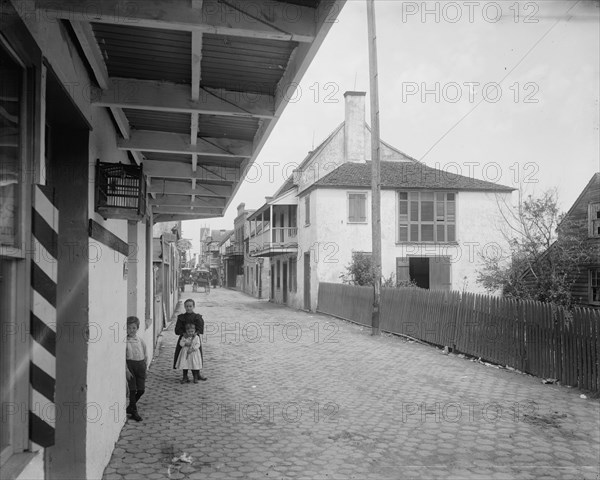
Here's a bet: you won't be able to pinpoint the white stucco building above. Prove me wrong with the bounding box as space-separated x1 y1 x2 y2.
248 91 514 311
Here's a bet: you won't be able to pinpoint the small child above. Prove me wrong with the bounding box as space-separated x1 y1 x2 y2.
126 316 147 421
175 322 203 383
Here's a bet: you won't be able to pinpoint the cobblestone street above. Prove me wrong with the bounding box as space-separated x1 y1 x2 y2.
103 287 600 480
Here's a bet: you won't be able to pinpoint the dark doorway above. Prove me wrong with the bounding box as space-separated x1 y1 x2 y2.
409 257 430 289
270 265 274 301
282 262 288 304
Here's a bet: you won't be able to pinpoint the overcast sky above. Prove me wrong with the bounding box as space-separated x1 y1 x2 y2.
183 0 600 254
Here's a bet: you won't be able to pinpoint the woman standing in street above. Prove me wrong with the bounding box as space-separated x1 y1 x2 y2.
173 299 207 381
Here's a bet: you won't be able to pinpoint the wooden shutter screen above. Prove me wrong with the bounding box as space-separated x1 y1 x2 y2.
396 257 410 284
430 256 451 290
349 194 357 221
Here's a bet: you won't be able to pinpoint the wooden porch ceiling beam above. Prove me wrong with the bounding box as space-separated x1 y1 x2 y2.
36 0 316 42
148 180 233 197
118 130 252 158
149 196 226 208
93 78 275 119
144 161 239 183
225 0 345 212
152 206 223 216
68 21 148 168
153 213 222 223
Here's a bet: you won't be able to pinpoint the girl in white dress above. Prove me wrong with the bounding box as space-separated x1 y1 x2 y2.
175 322 203 383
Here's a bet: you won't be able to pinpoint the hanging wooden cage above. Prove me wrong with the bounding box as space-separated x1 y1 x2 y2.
95 160 147 221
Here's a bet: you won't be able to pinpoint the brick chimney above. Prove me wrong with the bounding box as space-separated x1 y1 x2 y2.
344 91 366 163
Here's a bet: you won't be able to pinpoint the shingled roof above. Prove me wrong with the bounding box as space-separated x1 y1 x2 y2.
310 161 514 192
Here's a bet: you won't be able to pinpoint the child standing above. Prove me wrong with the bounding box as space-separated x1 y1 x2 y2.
126 316 147 421
175 322 203 383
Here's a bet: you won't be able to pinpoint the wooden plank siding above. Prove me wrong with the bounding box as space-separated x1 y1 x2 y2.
317 283 600 392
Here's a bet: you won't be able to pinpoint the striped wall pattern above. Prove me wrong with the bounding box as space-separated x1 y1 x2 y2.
30 185 57 449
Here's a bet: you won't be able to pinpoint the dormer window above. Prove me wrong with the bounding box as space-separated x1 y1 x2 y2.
589 203 600 237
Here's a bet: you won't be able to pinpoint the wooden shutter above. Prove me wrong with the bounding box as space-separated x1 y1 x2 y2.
349 193 366 222
349 194 357 221
396 257 409 284
430 256 451 290
358 194 366 222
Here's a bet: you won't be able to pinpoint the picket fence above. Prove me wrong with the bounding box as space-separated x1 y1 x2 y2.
317 283 600 392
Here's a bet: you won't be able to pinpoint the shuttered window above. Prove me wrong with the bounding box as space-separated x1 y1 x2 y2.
348 192 367 223
305 194 310 226
590 269 600 305
398 191 456 242
589 203 600 237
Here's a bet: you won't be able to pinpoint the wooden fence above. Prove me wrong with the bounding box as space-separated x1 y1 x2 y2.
317 283 600 392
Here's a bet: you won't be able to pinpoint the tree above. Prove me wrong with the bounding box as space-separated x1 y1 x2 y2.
340 252 373 286
477 188 592 308
340 253 418 288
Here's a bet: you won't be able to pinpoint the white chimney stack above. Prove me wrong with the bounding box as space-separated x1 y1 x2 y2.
344 91 366 163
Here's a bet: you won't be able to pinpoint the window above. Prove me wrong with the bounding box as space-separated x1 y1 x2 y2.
1 37 31 470
276 260 281 289
398 192 456 243
589 203 600 237
304 194 310 226
0 42 23 250
590 269 600 305
348 192 367 223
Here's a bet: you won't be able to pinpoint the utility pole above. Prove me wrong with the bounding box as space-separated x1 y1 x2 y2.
367 0 381 336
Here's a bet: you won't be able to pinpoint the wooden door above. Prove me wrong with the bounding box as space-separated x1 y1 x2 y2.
282 262 288 304
303 253 311 310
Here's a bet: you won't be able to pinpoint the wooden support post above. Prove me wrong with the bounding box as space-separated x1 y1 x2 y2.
367 0 381 336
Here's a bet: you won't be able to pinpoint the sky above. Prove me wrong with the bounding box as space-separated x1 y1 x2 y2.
183 0 600 255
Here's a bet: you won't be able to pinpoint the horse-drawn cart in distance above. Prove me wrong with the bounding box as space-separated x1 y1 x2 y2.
192 268 211 293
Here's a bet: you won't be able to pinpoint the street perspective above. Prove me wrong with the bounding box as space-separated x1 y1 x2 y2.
0 1 598 480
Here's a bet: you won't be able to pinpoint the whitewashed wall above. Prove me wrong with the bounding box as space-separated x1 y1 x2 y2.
86 106 132 480
304 188 512 311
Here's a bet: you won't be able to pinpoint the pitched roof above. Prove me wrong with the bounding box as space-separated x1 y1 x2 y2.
309 161 514 192
559 172 600 227
209 229 233 244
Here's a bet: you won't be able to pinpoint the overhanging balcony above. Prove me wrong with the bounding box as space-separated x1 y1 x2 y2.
223 244 244 258
249 227 298 257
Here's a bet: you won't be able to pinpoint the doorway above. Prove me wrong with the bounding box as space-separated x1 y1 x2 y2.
303 253 311 310
409 257 430 289
282 262 288 304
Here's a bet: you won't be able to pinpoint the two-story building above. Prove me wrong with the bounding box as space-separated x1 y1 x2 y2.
202 229 232 287
248 91 515 311
223 203 262 291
